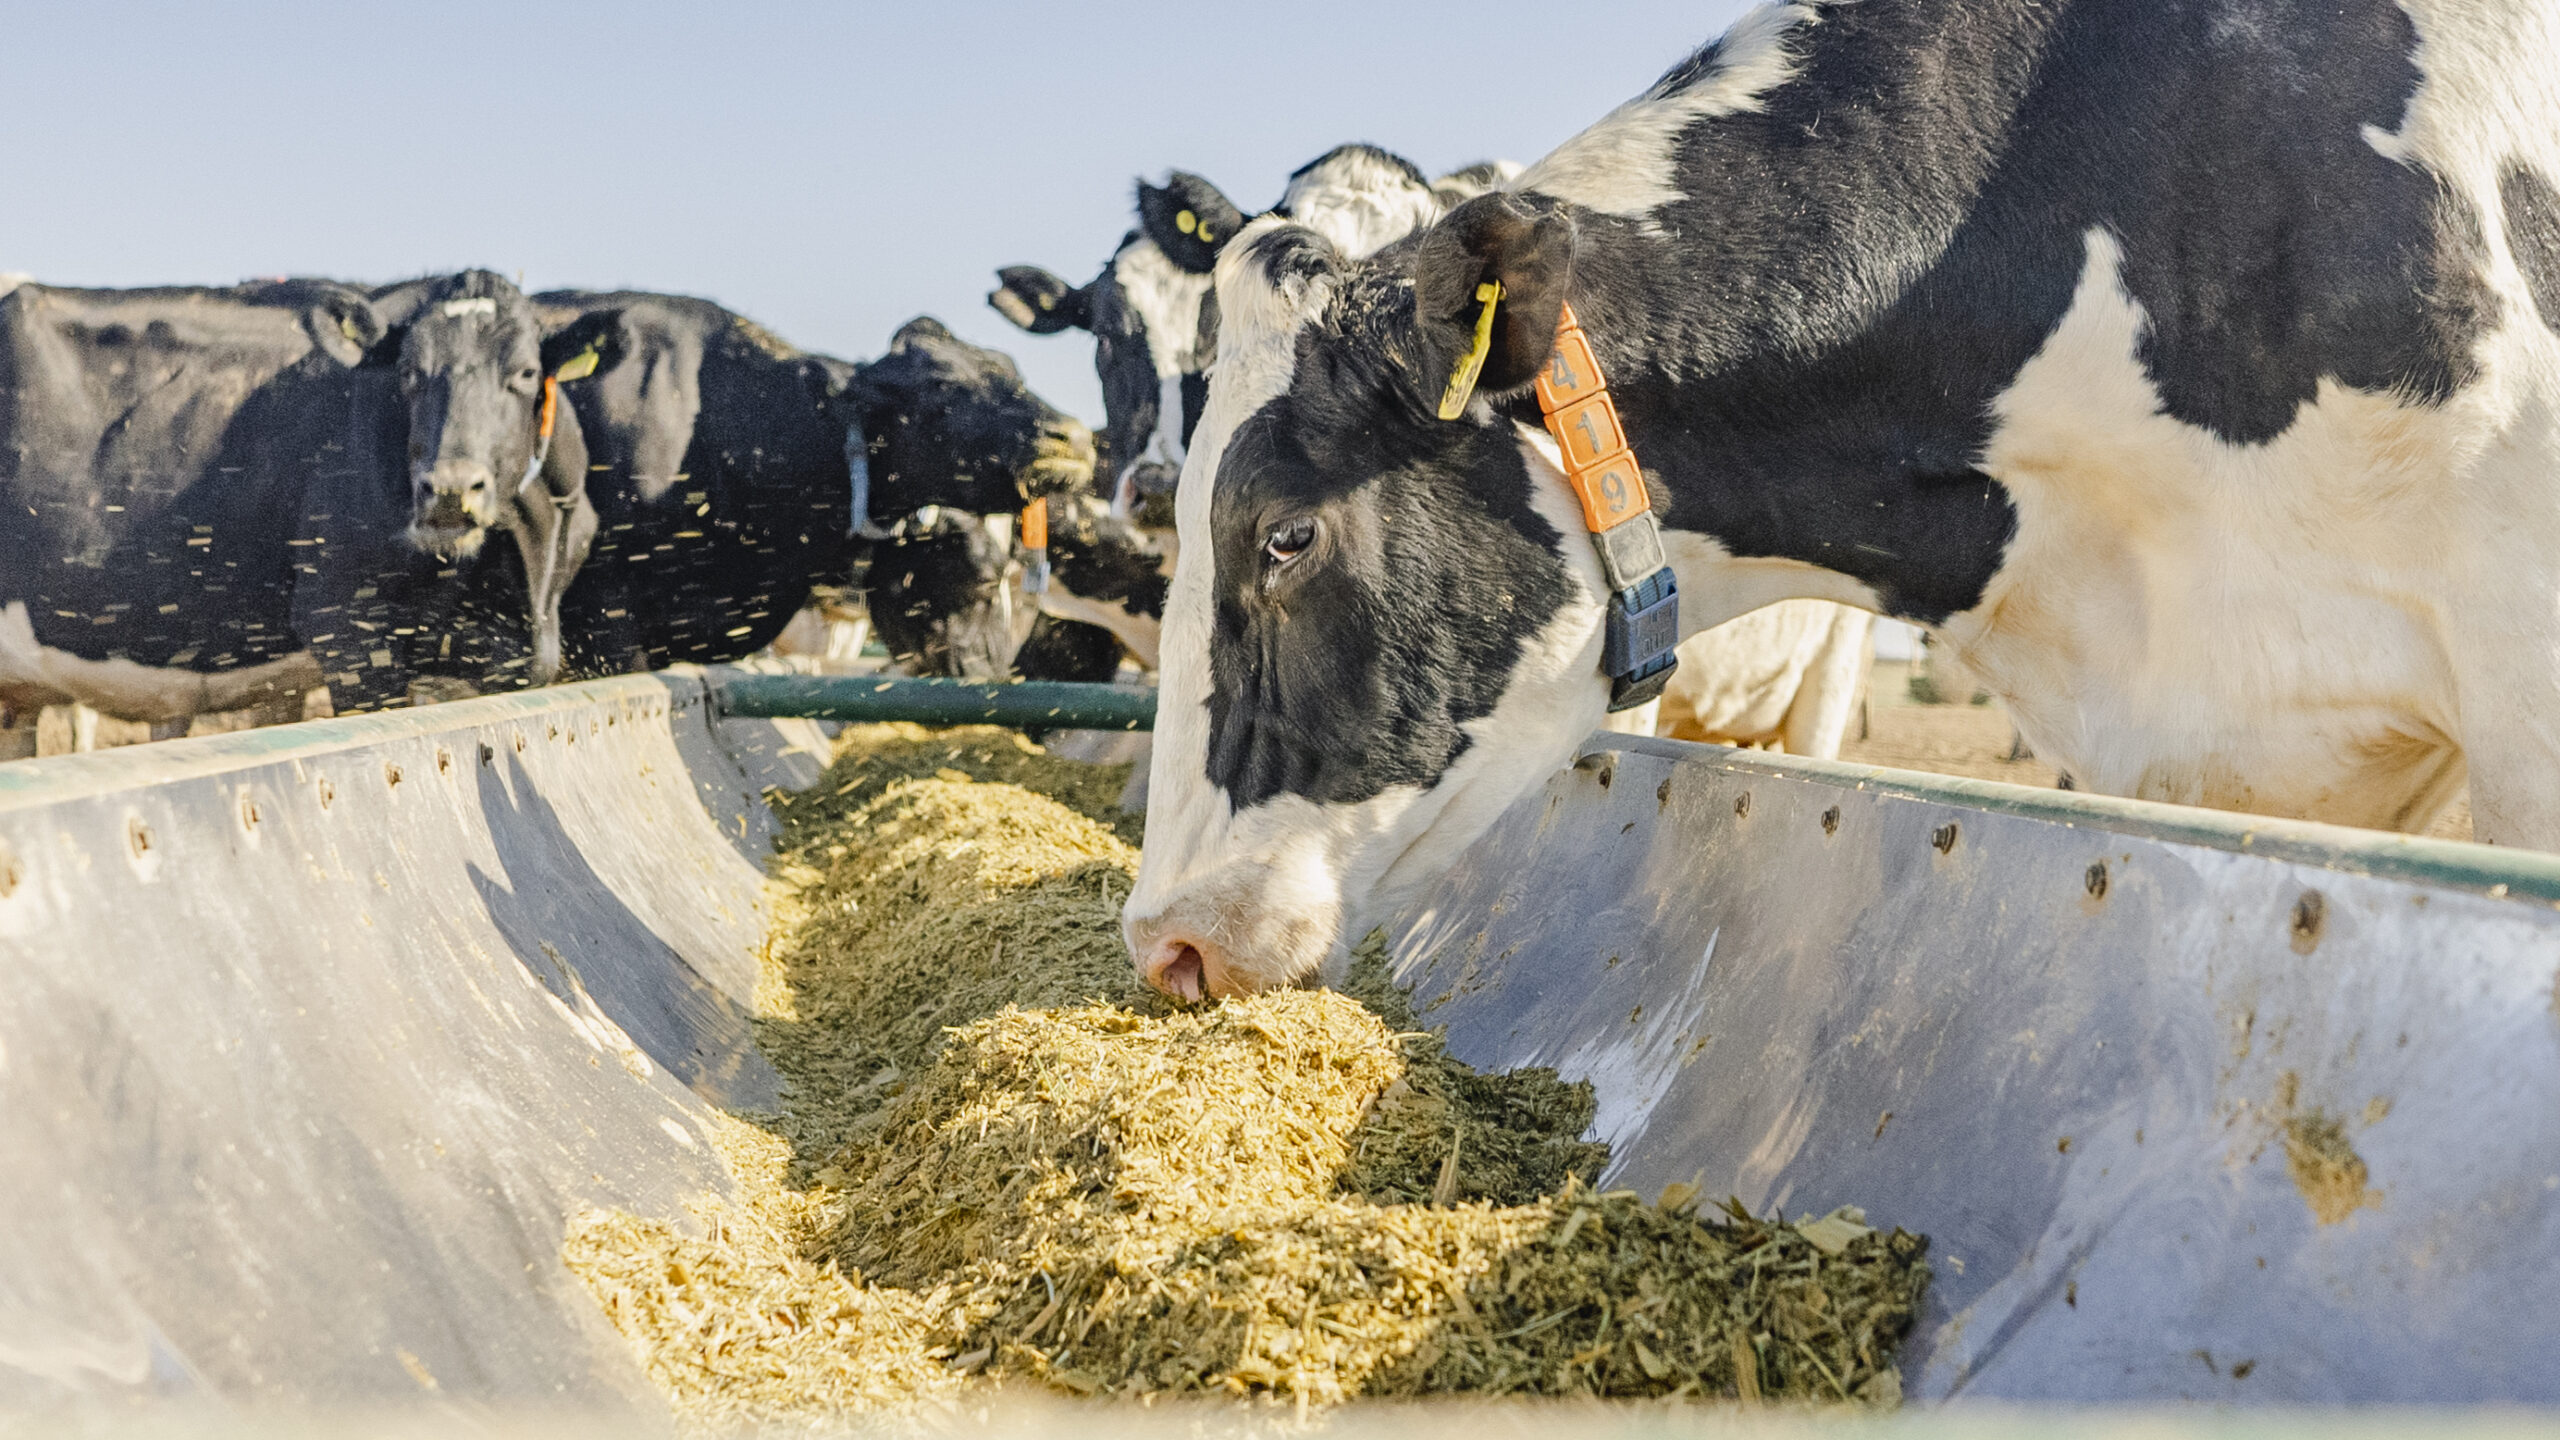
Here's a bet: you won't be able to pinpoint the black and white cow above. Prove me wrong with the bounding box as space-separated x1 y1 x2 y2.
525 293 1097 676
990 144 1504 528
0 271 594 714
1126 0 2560 1000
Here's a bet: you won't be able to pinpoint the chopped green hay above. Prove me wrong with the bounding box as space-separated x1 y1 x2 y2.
566 727 1930 1426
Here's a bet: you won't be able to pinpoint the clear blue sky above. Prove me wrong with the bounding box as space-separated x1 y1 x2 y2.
2 1 1753 423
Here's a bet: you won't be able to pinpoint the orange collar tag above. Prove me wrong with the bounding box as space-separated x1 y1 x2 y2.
1021 496 1051 595
1533 302 1680 710
1535 304 1651 535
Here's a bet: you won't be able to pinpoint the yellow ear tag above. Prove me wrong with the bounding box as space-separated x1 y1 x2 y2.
1436 280 1503 420
553 347 600 382
1198 224 1214 243
1176 209 1198 235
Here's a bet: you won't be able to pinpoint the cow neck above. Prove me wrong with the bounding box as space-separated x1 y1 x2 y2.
1450 285 1681 709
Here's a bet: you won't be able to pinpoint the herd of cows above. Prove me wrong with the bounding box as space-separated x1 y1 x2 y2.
7 3 2558 1008
0 122 1872 757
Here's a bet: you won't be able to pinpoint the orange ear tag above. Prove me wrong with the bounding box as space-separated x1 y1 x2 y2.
1020 496 1049 550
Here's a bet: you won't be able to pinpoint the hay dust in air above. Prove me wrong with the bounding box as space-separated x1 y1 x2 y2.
562 724 1931 1430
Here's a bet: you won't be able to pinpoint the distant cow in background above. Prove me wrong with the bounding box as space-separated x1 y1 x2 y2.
0 270 593 717
993 145 1506 533
525 293 1101 678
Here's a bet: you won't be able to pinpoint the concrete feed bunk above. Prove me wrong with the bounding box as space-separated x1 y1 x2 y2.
0 672 2554 1415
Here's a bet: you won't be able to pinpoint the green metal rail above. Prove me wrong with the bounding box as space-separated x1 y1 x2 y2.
713 674 1157 731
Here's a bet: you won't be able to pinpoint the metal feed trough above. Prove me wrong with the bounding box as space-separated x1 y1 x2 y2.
0 670 2552 1417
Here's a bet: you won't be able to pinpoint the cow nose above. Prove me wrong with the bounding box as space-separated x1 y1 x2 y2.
1134 929 1238 1003
1026 416 1097 496
1042 415 1097 467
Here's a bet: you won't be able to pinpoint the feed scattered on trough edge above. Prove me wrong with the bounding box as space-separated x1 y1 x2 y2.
564 724 1930 1426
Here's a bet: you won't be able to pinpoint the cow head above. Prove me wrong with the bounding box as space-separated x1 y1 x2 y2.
992 148 1488 536
1125 197 1640 1001
391 271 549 561
863 508 1027 679
991 237 1209 532
838 316 1096 523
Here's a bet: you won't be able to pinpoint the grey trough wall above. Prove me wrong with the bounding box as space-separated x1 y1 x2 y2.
6 669 2560 1414
0 671 823 1415
1376 735 2560 1405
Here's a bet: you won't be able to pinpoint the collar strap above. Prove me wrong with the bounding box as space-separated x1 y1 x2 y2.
516 375 561 494
1020 495 1051 595
1532 300 1679 710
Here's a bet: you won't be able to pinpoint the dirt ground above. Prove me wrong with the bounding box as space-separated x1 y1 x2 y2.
1842 660 2474 840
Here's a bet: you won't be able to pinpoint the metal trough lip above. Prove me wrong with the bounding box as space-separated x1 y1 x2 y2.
1607 731 2560 906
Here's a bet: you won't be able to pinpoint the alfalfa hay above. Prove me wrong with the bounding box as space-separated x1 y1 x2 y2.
564 726 1929 1427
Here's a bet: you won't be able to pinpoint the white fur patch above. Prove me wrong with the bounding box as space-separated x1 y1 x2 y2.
438 297 497 319
1517 2 1824 216
1279 148 1447 259
1950 225 2509 832
1110 238 1212 489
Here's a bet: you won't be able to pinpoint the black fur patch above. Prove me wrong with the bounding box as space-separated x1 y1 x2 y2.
2503 161 2560 336
1552 0 2491 621
1204 354 1575 809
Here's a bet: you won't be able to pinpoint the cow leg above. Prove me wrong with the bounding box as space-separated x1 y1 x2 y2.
1778 612 1875 761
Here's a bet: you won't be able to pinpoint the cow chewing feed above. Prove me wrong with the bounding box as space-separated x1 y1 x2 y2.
0 270 594 717
525 294 1096 677
1128 0 2560 1000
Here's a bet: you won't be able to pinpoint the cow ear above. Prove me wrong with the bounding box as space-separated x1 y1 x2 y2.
540 311 617 382
989 266 1092 334
1411 193 1575 414
304 292 385 366
1138 171 1248 275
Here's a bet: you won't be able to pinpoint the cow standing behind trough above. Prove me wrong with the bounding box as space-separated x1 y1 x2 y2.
523 294 1098 678
0 270 594 717
1127 0 2560 1000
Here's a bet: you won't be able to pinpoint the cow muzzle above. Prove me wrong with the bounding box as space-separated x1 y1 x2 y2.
1124 879 1338 1002
1024 416 1097 497
408 461 500 560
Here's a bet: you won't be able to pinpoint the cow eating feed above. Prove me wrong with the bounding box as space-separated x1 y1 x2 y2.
1128 0 2560 999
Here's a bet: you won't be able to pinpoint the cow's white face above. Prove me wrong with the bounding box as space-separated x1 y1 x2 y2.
1124 219 1626 998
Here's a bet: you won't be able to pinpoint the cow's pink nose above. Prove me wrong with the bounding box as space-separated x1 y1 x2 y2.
1138 935 1229 1003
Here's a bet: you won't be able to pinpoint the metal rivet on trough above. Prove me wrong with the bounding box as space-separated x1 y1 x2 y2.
317 779 334 810
1734 792 1751 818
2086 860 2109 899
127 817 153 860
2290 889 2326 954
1657 777 1673 808
480 743 496 766
1821 806 1841 836
240 797 261 832
1932 822 1960 854
547 725 558 741
0 851 20 898
384 763 402 789
436 749 453 776
515 733 528 754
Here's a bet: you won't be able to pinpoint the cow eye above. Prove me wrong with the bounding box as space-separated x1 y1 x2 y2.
1264 518 1315 565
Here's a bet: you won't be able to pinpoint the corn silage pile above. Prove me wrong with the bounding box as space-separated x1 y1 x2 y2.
564 725 1929 1428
